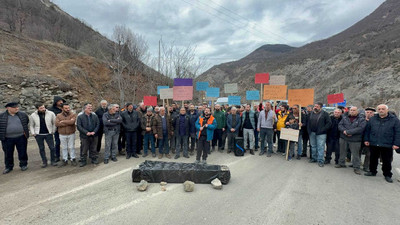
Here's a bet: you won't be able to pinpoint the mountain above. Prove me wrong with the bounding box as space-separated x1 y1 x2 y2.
197 0 400 111
0 0 166 112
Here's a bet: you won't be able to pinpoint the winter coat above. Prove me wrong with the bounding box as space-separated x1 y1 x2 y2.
154 114 174 140
29 110 56 135
0 110 29 141
276 111 289 131
338 114 366 142
77 113 100 138
173 114 190 136
241 110 256 130
213 110 226 129
55 111 77 135
121 110 141 132
227 113 241 134
102 112 122 133
307 110 332 135
188 110 199 134
327 116 342 141
195 115 217 141
140 113 157 135
364 113 400 148
48 96 65 116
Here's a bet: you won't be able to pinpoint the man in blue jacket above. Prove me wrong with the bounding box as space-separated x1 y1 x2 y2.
364 104 400 183
227 107 241 154
195 107 216 164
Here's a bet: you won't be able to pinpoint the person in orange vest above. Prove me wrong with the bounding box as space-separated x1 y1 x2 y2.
195 107 217 164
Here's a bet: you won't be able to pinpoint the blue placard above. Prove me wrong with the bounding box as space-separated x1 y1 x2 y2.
157 86 169 95
196 82 209 91
337 100 347 107
228 96 241 105
206 87 220 98
246 90 260 101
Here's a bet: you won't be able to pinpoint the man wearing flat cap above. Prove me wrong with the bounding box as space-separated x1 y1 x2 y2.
0 102 30 174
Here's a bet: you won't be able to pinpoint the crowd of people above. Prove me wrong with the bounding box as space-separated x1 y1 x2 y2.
1 96 399 183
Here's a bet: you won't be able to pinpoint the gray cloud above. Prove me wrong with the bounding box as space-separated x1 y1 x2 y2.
53 0 385 69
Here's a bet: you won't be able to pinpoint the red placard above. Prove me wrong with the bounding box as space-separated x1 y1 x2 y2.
255 73 269 84
143 96 157 106
327 93 344 104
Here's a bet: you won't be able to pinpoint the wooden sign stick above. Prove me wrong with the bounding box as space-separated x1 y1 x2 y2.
299 104 302 131
286 141 290 160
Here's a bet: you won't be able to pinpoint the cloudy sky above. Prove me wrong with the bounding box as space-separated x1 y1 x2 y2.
53 0 384 71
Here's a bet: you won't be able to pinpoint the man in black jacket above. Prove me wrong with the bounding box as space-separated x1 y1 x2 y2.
77 103 100 167
0 102 30 174
121 103 140 159
336 107 366 175
174 107 190 159
364 104 400 183
94 100 108 153
48 96 65 162
325 108 342 164
307 102 332 167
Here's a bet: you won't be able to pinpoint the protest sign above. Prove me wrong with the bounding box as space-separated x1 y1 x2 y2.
157 86 169 95
160 88 173 99
143 96 157 106
206 87 220 98
255 73 269 84
280 128 299 142
173 86 193 101
224 83 238 94
246 90 260 101
269 76 286 85
263 85 287 100
228 96 241 105
174 78 193 86
288 89 314 106
327 93 345 104
196 82 209 91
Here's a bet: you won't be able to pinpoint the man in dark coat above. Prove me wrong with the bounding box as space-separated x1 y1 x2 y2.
0 102 30 174
325 108 342 164
48 96 65 162
364 104 400 183
121 103 140 159
94 100 108 153
77 103 100 167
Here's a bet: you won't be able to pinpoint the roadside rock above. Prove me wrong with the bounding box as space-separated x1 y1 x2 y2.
183 181 195 192
137 180 148 191
160 182 167 186
211 178 223 190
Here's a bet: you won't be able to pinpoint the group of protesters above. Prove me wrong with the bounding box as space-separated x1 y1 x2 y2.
1 96 399 183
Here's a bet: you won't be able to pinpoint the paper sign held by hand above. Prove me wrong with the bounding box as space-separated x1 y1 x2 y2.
288 89 314 106
157 86 169 95
327 93 344 104
196 82 209 91
263 85 287 100
269 76 286 85
173 86 193 101
160 88 173 99
246 90 260 101
224 83 238 94
174 78 193 86
255 73 269 84
228 96 241 105
206 87 220 98
144 96 157 106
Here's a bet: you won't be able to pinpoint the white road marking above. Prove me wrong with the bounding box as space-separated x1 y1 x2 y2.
74 155 252 225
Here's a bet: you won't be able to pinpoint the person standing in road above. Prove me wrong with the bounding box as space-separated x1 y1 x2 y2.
188 104 198 155
121 103 140 159
242 104 256 155
48 96 65 162
325 108 342 164
276 105 289 154
77 103 100 167
195 107 216 164
95 100 108 153
361 107 376 172
257 102 277 157
141 107 157 158
285 104 306 159
212 104 226 152
103 104 122 164
30 103 57 168
173 107 190 159
0 102 30 174
307 102 332 167
226 107 241 154
336 107 366 175
154 107 174 159
364 104 400 183
55 103 77 166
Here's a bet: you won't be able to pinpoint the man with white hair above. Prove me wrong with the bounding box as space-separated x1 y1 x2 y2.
226 107 241 154
364 104 400 183
95 100 108 153
336 106 366 175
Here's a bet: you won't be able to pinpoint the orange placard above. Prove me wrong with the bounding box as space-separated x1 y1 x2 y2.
288 89 314 106
263 85 287 100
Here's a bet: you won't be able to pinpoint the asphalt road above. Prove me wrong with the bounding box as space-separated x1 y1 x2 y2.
1 136 400 225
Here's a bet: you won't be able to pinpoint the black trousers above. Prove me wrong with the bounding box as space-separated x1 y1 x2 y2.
326 138 340 163
96 125 104 152
276 131 286 153
370 146 393 177
81 136 98 160
212 128 223 148
302 129 309 155
1 135 28 169
54 131 61 158
137 129 143 153
118 129 126 151
125 131 137 155
197 136 210 161
35 134 56 163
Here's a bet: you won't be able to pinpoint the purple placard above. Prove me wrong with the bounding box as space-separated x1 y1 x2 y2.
174 78 193 86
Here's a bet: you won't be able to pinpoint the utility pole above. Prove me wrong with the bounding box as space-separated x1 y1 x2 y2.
158 37 161 73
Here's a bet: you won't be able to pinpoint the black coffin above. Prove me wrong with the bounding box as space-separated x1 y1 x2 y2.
132 160 231 184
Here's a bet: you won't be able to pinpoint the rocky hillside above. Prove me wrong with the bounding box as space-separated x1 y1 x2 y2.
197 0 400 111
0 0 166 112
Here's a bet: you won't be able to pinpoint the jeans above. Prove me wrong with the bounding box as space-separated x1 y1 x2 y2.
35 134 56 163
60 134 76 161
176 134 189 156
54 131 61 159
243 128 255 150
339 138 361 169
125 131 137 156
104 131 119 160
197 136 209 160
254 128 259 149
1 135 28 169
297 134 303 156
309 132 326 163
362 146 371 170
212 128 223 148
259 128 273 153
80 136 98 160
143 133 155 154
158 135 170 154
326 138 340 163
370 146 393 177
